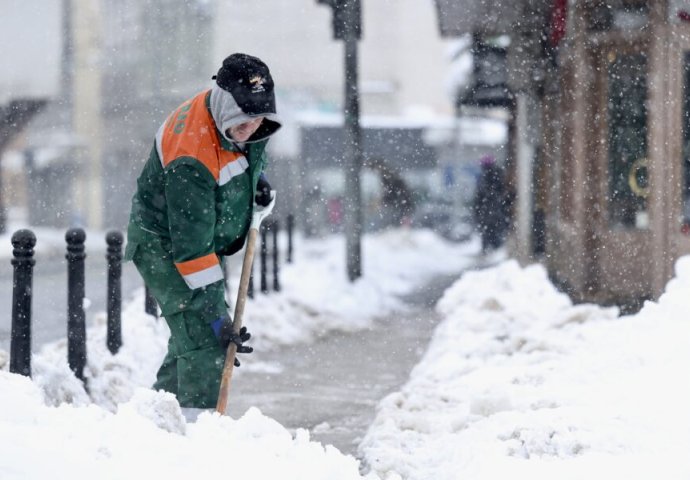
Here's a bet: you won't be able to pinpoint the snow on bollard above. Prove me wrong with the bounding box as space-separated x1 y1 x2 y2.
10 229 36 377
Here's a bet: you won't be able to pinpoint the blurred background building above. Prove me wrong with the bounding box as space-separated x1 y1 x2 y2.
216 0 506 235
1 0 509 249
434 0 690 307
1 0 216 232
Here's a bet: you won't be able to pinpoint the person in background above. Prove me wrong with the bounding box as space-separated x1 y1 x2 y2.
124 53 281 409
369 157 415 228
472 154 509 253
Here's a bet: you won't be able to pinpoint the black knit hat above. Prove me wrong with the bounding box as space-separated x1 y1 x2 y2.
213 53 276 116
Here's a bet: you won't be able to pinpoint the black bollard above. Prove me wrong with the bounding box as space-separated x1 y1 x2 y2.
248 263 254 299
287 214 294 263
10 229 36 377
145 285 158 318
106 231 123 354
260 223 269 294
223 258 231 303
272 220 281 292
66 228 87 382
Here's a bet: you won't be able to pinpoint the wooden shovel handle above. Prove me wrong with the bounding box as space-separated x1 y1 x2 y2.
216 227 259 414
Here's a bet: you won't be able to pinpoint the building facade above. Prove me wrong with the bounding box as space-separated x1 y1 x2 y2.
435 0 690 306
545 0 690 305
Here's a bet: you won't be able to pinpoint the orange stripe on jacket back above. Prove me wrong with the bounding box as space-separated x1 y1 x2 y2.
158 90 249 183
159 90 222 180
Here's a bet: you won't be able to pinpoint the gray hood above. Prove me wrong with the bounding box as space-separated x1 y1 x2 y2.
209 84 281 144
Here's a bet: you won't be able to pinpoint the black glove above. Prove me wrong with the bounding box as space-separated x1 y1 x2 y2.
210 318 253 367
255 173 272 207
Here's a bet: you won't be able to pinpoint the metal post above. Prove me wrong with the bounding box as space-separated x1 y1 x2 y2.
315 0 361 278
272 220 281 292
10 229 36 376
223 257 231 305
66 227 87 382
0 158 4 234
248 265 254 299
343 0 363 281
145 285 158 317
260 223 269 294
105 230 123 354
287 214 294 263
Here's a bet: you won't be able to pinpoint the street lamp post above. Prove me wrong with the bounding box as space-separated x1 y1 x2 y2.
317 0 363 281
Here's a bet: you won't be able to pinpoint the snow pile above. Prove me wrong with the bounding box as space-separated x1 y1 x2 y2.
0 372 376 480
360 260 690 480
33 287 169 411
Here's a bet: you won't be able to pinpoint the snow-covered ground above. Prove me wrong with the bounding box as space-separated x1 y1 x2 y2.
360 260 690 480
0 228 478 479
3 226 688 479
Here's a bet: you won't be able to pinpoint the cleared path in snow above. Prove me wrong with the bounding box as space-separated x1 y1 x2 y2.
225 270 473 457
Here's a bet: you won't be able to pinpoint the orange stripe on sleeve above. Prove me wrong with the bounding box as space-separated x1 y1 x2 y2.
175 253 219 276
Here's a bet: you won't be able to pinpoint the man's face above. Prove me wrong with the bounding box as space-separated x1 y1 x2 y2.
227 117 264 142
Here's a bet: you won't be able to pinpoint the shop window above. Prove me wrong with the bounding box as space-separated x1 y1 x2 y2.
607 52 648 229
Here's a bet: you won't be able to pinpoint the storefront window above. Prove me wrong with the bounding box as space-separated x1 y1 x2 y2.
681 52 690 232
607 52 648 228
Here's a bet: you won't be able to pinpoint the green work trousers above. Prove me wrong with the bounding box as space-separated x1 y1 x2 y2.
125 229 228 408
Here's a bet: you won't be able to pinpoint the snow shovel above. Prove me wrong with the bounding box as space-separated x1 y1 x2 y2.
216 191 276 415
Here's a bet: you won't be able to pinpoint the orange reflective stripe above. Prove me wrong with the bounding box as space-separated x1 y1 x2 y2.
175 253 219 276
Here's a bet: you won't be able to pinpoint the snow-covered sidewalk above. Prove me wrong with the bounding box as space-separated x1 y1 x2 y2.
10 227 687 479
0 228 479 479
359 260 690 480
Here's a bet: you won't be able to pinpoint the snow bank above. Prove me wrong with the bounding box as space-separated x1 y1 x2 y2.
360 260 690 480
0 228 476 479
0 372 374 480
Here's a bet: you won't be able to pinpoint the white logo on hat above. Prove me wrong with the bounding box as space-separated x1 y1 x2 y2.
249 75 266 93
